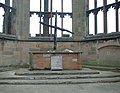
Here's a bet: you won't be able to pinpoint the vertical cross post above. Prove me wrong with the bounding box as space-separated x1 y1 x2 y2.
39 0 42 37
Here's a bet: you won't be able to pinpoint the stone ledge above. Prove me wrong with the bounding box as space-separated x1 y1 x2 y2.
83 32 120 41
83 65 120 72
0 78 120 85
1 74 120 80
29 51 82 54
0 34 17 40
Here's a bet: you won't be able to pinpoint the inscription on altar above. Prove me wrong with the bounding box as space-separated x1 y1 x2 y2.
51 55 63 70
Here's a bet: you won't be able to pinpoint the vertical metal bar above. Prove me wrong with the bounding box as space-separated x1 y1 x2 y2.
94 0 97 35
50 0 53 37
61 0 63 37
115 0 119 32
103 0 107 34
39 0 42 36
43 0 49 36
53 11 57 50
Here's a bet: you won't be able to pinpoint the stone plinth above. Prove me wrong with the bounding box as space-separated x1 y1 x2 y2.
29 51 82 70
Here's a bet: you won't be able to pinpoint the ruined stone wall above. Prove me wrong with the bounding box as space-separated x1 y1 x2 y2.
0 0 120 68
72 0 120 67
0 38 120 68
0 39 21 67
80 38 120 67
0 39 81 67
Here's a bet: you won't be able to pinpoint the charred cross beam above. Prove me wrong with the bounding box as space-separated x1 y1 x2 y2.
40 22 73 34
40 11 74 50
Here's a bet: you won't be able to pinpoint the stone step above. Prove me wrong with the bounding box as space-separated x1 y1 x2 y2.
0 74 120 80
0 77 120 85
0 68 120 85
15 71 100 76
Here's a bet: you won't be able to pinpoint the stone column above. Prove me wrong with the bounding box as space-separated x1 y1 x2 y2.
72 0 87 40
3 0 10 34
12 0 30 39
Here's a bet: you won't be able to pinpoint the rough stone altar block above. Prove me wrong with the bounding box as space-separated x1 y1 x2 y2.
29 51 82 70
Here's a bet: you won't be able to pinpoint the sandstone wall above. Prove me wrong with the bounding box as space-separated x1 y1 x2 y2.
0 38 120 68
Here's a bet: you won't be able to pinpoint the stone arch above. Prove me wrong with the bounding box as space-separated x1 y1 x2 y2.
98 44 120 50
97 44 120 67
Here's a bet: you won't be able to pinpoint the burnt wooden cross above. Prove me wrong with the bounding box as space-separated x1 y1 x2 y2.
40 11 74 50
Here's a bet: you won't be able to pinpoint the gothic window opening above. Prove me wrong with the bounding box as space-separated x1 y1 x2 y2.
0 0 5 33
87 0 120 36
107 0 116 33
30 0 72 38
97 0 104 34
0 6 4 33
0 0 14 34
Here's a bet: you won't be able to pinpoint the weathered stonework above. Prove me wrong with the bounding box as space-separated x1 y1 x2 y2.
72 0 87 40
0 0 120 69
30 52 82 70
0 37 120 68
12 0 30 39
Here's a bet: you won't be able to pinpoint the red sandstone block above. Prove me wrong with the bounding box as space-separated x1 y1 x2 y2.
31 53 82 70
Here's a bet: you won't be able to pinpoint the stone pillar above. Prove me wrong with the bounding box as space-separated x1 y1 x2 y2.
72 0 87 40
12 0 30 39
3 0 10 34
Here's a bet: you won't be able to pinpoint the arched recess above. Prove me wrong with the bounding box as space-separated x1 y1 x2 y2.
97 45 120 67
